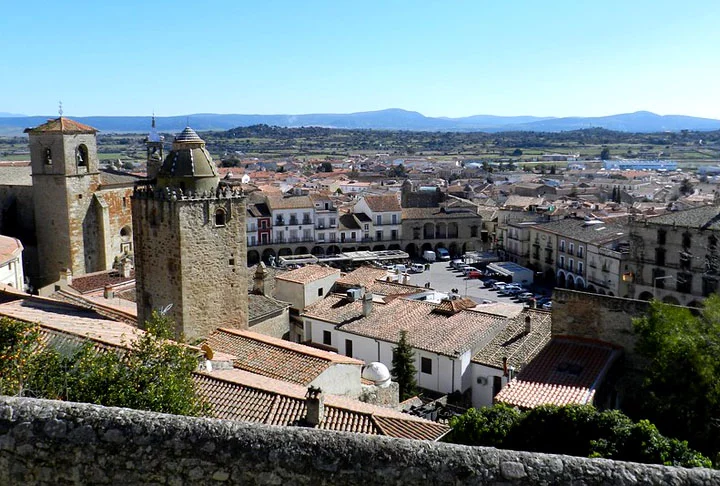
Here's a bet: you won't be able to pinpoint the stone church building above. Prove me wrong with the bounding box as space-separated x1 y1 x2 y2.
0 117 139 292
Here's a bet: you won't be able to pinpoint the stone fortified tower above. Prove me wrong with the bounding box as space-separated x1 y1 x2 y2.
25 117 102 287
132 127 248 341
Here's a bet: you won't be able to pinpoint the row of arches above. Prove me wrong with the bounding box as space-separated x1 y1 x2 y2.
635 291 702 308
419 222 460 240
556 270 615 297
247 244 403 266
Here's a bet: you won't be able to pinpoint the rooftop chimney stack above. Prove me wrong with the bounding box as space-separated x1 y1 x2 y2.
253 262 269 296
103 285 114 299
362 291 373 317
502 356 508 377
525 315 532 334
305 386 324 426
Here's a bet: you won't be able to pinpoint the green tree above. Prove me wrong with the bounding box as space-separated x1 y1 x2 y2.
679 178 694 195
447 404 710 468
600 147 611 160
549 165 556 175
319 161 333 173
632 297 720 462
0 313 208 417
512 148 523 156
391 330 417 400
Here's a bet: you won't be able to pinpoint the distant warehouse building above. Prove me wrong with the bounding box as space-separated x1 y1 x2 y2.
603 160 677 171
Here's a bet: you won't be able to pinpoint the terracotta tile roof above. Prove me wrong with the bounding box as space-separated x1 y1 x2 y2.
275 264 340 285
266 195 314 210
305 296 506 357
336 266 389 288
402 207 480 220
472 310 552 370
248 293 289 323
364 194 401 212
367 281 424 297
494 337 621 409
24 117 98 134
503 195 545 209
432 297 477 315
204 328 362 386
69 270 135 294
195 368 449 440
98 168 142 186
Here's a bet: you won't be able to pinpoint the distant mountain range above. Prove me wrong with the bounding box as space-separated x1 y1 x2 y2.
1 109 719 135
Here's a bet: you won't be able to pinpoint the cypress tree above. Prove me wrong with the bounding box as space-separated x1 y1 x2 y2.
391 330 417 400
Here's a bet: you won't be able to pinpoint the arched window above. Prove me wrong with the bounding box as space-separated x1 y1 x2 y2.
120 225 132 241
215 208 227 227
76 144 89 167
44 148 52 165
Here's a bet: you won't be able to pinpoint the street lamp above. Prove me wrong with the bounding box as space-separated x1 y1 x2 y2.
653 275 674 300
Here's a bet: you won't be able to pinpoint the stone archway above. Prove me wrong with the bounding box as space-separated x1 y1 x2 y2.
262 248 276 264
405 243 418 257
448 222 459 239
449 242 459 257
358 245 371 251
278 248 292 257
637 291 653 301
247 250 260 266
556 271 566 288
435 222 447 239
586 284 597 294
295 246 308 255
388 244 401 251
574 277 585 290
423 223 435 239
566 277 576 290
327 245 341 256
421 242 433 253
662 295 680 305
311 246 325 256
372 245 386 251
434 242 446 252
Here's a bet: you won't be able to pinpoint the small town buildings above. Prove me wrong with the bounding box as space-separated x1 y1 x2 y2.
274 264 341 313
627 205 720 306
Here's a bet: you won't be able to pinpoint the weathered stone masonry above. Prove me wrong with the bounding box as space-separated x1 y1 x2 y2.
0 396 717 485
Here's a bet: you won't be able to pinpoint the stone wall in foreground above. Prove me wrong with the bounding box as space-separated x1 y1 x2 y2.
1 396 718 485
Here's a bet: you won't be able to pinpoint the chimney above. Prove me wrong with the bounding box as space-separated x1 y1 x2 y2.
103 285 114 299
253 262 269 296
362 292 373 317
525 315 532 334
60 269 72 286
305 386 324 426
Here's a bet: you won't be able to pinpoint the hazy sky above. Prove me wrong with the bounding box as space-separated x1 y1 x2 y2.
2 0 719 118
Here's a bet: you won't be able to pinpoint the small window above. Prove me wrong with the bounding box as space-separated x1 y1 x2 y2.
215 208 227 227
317 287 324 297
421 357 432 374
76 144 89 167
229 258 235 266
345 339 353 358
560 240 566 252
569 243 574 255
376 215 382 225
44 148 52 165
323 330 332 346
578 246 583 258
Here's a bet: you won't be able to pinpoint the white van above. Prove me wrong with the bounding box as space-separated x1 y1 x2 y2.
410 263 425 273
423 250 436 262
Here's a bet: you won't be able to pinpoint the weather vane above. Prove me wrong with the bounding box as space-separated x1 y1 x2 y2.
58 101 63 117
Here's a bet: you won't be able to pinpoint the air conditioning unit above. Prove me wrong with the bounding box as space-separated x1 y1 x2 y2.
346 288 362 302
476 376 489 386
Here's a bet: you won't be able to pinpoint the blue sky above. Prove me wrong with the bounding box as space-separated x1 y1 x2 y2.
2 0 719 118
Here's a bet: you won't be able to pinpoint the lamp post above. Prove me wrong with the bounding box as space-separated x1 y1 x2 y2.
653 275 674 300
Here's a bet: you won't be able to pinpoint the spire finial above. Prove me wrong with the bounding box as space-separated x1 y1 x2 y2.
58 101 63 117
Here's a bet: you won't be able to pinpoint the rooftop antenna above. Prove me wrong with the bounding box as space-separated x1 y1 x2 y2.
58 101 63 117
152 111 156 128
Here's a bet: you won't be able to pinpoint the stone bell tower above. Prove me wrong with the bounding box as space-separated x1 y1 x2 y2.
132 126 248 341
25 116 102 288
145 115 164 180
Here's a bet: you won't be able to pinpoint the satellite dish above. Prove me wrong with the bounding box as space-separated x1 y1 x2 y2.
201 343 214 360
241 174 251 184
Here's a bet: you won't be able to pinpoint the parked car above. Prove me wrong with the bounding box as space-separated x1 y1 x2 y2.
517 292 535 302
410 263 425 273
536 296 551 306
542 301 553 310
491 282 508 291
467 270 482 279
450 259 464 269
461 266 476 275
483 278 498 287
436 248 450 261
422 250 437 262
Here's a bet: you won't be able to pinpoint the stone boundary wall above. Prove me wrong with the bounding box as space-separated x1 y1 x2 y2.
1 396 718 485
